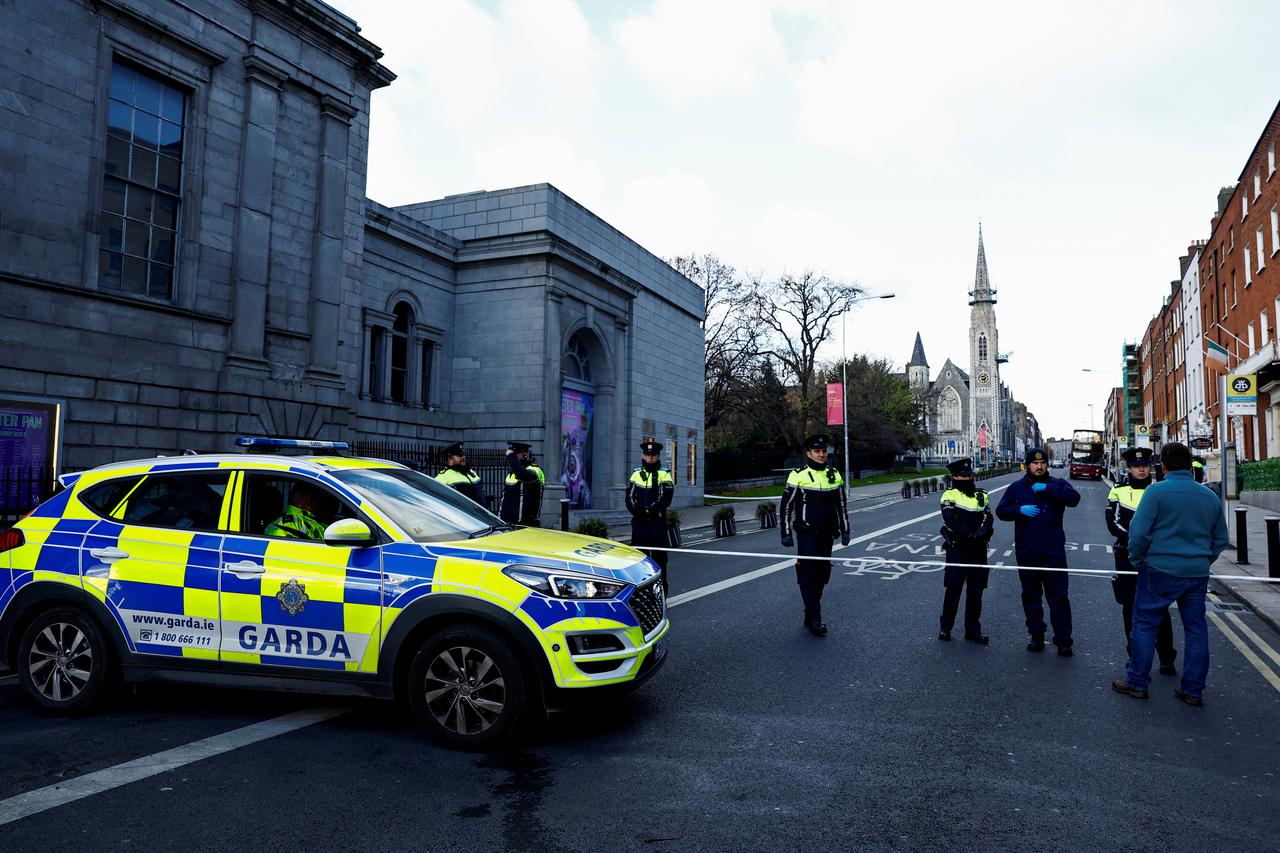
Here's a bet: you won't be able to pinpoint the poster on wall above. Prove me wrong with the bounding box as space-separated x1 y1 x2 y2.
0 397 63 513
560 389 593 509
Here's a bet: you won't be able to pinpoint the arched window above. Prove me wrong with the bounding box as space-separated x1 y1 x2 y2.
977 332 988 363
563 332 592 383
939 386 962 433
390 301 413 403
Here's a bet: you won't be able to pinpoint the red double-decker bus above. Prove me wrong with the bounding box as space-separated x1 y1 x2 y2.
1069 429 1105 480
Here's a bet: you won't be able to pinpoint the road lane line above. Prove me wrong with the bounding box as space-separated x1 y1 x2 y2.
1208 613 1280 695
0 706 348 826
668 483 1012 609
1225 611 1280 669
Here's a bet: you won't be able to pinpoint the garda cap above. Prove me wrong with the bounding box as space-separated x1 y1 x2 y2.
443 441 465 457
640 440 663 455
1025 447 1049 464
1122 447 1153 467
946 458 974 477
804 434 831 451
508 441 532 452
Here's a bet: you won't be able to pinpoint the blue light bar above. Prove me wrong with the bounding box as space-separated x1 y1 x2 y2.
235 437 350 450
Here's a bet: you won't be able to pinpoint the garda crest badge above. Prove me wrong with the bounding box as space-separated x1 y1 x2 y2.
653 580 665 609
277 579 309 616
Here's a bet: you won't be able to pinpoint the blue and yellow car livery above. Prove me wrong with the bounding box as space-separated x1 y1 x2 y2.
0 448 667 746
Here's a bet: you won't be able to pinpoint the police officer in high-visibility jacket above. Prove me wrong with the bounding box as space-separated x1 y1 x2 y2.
938 458 994 644
1192 455 1206 483
1107 446 1177 674
626 440 675 589
435 442 486 507
996 447 1081 655
500 441 544 526
779 434 850 636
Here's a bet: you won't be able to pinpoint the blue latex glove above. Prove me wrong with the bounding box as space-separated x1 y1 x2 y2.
781 534 794 548
1031 482 1048 493
840 531 851 546
1019 505 1042 518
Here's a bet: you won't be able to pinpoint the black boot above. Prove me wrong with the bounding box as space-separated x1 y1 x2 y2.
1026 634 1046 652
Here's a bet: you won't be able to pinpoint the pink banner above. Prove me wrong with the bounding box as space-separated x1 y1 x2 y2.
826 383 844 425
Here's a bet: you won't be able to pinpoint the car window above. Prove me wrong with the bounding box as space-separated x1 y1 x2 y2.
115 472 232 531
242 473 359 540
331 467 503 543
79 475 145 518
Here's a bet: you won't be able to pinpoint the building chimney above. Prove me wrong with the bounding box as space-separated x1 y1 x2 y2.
1179 255 1191 278
1217 185 1237 219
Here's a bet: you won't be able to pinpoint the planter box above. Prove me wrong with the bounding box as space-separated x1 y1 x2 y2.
666 524 682 547
758 510 777 529
714 517 737 538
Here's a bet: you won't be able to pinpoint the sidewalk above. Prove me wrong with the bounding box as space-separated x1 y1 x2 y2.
1217 503 1280 633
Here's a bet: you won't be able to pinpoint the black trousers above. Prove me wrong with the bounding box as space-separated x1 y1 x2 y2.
1018 564 1072 647
941 565 989 635
1113 572 1176 664
795 529 834 619
632 519 669 588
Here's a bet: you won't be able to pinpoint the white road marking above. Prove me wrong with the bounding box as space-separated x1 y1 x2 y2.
1208 613 1280 695
0 706 348 826
668 483 1013 609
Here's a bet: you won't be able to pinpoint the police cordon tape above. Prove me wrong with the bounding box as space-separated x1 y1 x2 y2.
631 544 1280 584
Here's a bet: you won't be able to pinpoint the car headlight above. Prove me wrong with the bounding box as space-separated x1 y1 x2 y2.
503 566 626 599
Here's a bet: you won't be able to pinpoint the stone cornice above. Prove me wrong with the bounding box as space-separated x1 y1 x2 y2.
91 0 229 66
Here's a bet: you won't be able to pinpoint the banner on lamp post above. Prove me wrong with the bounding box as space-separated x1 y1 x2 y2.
826 383 844 425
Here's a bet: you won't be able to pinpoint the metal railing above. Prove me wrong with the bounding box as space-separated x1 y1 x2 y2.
0 465 62 527
347 440 510 514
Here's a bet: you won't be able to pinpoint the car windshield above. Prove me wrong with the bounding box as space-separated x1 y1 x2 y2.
330 467 506 543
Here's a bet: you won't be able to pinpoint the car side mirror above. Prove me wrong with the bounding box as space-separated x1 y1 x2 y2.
323 518 375 546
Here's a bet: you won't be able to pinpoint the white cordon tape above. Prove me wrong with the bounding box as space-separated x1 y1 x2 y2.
703 492 905 505
631 544 1280 584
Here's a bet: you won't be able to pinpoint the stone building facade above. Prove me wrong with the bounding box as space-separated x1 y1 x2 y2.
0 0 705 516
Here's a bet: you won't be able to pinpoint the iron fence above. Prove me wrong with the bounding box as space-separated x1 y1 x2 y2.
347 440 510 514
0 465 63 527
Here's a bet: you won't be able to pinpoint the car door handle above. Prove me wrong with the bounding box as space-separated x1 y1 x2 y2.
88 547 128 562
223 560 265 575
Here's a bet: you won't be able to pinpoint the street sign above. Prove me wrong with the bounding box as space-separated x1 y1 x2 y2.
1190 436 1214 450
826 383 843 425
1134 424 1151 449
1227 373 1257 416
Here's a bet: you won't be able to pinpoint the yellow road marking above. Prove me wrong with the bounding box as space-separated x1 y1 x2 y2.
1225 612 1280 670
1209 612 1280 695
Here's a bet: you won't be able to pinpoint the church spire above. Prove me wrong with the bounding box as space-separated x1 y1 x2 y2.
908 332 928 367
970 222 996 305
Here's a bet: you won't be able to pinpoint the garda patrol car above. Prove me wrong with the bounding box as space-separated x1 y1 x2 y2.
0 438 668 748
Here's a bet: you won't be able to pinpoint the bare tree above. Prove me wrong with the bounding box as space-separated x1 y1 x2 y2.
669 253 761 437
750 271 864 443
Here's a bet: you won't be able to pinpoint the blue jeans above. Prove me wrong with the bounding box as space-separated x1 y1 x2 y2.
1125 569 1209 696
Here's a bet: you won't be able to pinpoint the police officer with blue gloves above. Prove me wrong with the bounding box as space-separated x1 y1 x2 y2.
938 458 995 644
779 434 850 636
1107 446 1177 674
627 440 675 590
996 447 1081 655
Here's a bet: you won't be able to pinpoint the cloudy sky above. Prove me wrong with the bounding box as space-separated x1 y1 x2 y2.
330 0 1280 439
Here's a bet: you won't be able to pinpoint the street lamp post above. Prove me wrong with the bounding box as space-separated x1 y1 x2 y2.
841 293 896 492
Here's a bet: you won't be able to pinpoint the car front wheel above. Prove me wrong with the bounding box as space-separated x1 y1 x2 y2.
407 624 529 749
18 607 112 715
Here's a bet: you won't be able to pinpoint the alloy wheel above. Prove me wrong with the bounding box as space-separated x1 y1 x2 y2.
422 645 506 735
28 622 94 703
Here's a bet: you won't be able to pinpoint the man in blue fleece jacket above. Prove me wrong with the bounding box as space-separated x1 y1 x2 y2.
1112 442 1228 707
996 447 1081 654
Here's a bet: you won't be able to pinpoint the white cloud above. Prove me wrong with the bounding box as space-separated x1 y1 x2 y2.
471 132 605 209
612 171 717 259
614 0 787 102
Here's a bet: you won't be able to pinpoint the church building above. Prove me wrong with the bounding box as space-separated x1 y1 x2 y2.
909 227 1034 465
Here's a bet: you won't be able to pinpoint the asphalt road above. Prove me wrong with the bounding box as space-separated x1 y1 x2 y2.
2 473 1279 850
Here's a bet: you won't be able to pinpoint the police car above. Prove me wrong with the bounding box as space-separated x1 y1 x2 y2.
0 438 668 748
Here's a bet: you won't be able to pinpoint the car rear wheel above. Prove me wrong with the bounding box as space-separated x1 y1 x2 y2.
18 608 112 715
407 624 528 749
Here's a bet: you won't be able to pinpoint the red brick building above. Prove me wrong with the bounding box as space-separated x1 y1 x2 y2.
1197 102 1280 460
